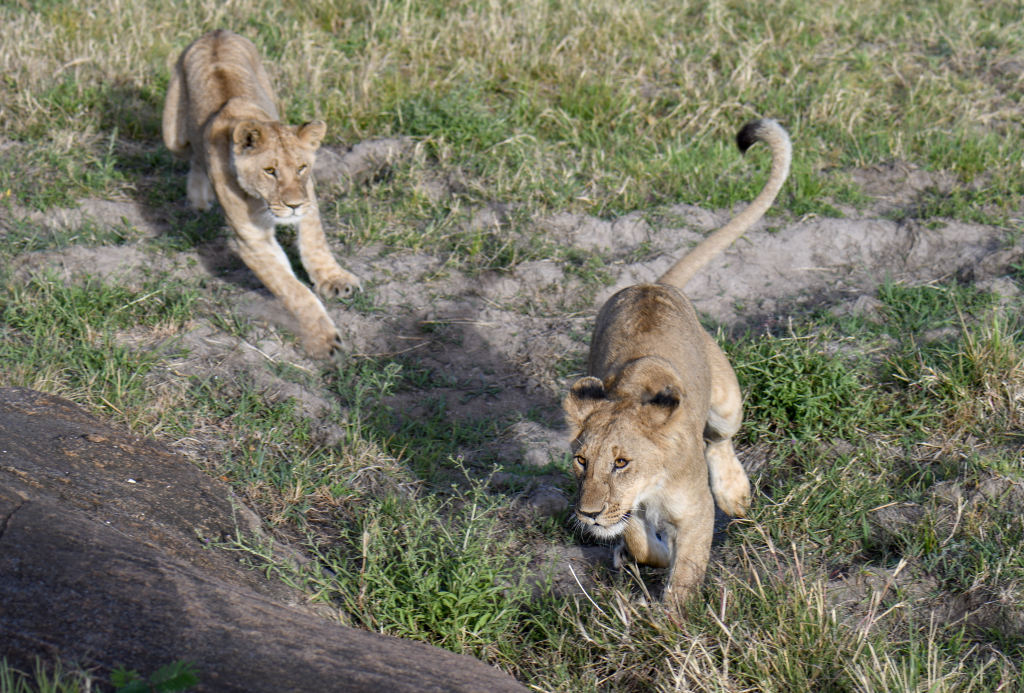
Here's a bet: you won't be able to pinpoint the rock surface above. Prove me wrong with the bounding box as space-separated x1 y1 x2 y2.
0 388 526 693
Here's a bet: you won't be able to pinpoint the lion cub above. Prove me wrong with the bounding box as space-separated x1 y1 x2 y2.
162 29 361 358
563 119 792 604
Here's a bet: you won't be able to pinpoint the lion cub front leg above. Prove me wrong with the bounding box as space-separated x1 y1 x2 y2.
617 509 672 571
297 202 362 300
663 488 715 604
233 221 345 358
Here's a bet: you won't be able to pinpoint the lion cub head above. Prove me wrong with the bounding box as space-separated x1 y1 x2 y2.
563 357 703 540
230 119 327 225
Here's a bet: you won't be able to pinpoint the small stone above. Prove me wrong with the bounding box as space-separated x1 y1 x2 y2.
524 448 549 467
525 486 568 517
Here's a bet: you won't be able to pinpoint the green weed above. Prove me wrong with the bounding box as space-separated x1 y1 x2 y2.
0 658 198 693
726 329 881 442
0 217 134 255
877 280 997 334
252 483 531 659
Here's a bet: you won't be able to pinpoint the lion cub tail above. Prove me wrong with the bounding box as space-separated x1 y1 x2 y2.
656 118 792 290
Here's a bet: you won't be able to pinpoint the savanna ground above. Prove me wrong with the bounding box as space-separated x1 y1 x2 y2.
2 0 1024 690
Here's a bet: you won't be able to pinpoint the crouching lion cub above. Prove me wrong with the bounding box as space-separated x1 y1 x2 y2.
162 29 361 358
563 119 792 604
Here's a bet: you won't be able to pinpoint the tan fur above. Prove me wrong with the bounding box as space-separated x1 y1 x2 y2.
162 29 361 358
563 119 792 604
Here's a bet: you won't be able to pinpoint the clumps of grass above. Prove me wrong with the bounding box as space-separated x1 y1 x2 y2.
727 279 1006 444
165 374 414 532
0 216 134 255
891 316 1024 434
876 280 997 334
6 0 1024 225
0 658 198 693
553 350 588 381
395 89 511 160
230 481 530 661
516 540 1013 692
562 248 614 286
326 355 503 479
726 329 880 442
0 132 131 212
0 272 199 425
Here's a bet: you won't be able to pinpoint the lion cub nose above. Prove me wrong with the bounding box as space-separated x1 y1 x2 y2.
576 507 602 522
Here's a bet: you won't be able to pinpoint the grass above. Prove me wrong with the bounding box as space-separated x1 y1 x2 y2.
3 0 1024 691
4 0 1024 229
0 659 198 693
229 480 531 660
0 271 200 428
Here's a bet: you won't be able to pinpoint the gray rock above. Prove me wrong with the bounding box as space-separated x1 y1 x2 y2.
0 388 526 693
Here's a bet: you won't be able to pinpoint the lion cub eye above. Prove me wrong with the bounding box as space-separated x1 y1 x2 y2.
297 165 308 175
573 455 587 469
264 167 276 177
614 458 630 469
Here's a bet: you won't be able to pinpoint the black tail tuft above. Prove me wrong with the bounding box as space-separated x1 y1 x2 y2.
736 119 764 154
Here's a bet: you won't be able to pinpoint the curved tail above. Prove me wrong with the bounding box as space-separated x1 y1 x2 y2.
656 118 792 289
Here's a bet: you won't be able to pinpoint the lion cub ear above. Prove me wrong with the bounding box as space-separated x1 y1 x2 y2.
563 377 607 427
640 384 681 428
232 120 268 152
296 120 327 150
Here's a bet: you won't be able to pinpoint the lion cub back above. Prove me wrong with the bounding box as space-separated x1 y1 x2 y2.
163 29 278 161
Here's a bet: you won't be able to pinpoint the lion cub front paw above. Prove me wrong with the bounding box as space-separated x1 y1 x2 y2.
713 473 751 518
314 270 362 300
301 315 346 359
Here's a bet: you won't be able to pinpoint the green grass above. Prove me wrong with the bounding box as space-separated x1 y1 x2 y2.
230 481 530 661
3 0 1024 690
325 356 505 479
727 328 885 442
0 271 200 427
0 659 198 693
4 0 1024 230
876 280 998 335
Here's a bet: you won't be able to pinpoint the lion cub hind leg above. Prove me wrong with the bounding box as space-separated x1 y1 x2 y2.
703 333 751 518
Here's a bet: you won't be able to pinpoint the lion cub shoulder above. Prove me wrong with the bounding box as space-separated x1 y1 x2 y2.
162 29 360 358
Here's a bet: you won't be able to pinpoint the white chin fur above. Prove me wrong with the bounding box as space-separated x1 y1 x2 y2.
582 517 628 540
271 212 303 226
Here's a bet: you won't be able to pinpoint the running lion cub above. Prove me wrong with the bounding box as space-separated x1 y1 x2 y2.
162 29 361 358
563 119 791 604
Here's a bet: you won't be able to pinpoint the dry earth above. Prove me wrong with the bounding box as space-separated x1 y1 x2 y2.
3 138 1023 625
